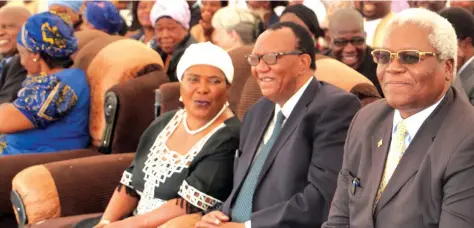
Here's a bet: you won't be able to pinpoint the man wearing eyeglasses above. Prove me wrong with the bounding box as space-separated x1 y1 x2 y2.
323 8 474 228
196 22 360 228
325 7 383 97
0 6 29 104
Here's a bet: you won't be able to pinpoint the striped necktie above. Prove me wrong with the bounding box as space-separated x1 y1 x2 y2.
231 111 285 222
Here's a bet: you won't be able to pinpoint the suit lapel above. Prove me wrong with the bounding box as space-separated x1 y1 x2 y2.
374 89 453 215
256 79 319 187
367 108 393 214
233 101 274 193
459 61 474 82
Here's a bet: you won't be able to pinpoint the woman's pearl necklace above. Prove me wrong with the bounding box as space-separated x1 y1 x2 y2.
183 104 227 135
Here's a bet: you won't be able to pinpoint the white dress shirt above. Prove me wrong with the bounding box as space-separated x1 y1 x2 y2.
245 76 313 228
381 95 443 187
390 95 444 148
364 18 382 46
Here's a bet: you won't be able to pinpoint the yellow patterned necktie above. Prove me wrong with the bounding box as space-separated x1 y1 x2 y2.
375 121 408 203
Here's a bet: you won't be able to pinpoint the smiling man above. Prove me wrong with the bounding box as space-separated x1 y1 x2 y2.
326 7 382 97
196 22 360 228
0 6 29 62
323 8 474 228
0 6 30 104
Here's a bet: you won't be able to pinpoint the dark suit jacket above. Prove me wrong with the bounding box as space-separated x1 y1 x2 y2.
153 34 196 82
356 46 382 97
323 88 474 228
0 55 27 104
454 59 474 105
221 78 361 228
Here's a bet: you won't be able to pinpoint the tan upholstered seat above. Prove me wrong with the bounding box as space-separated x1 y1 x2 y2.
227 45 254 112
86 39 164 146
12 154 134 225
2 36 167 227
314 54 375 92
74 30 108 49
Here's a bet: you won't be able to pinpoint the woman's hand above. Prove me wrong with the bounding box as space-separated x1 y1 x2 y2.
101 218 136 228
92 221 110 228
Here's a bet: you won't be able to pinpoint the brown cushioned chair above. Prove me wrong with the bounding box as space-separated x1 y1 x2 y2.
236 75 262 120
314 55 381 106
75 30 108 50
0 37 166 226
157 82 182 115
10 71 169 226
101 70 169 154
227 45 254 112
86 39 164 147
9 73 181 226
13 154 135 227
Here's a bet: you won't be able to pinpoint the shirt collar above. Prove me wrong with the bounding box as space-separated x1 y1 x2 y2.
275 76 313 120
392 95 445 138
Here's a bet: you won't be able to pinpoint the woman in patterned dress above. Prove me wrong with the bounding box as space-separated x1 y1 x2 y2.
76 42 240 228
0 11 90 155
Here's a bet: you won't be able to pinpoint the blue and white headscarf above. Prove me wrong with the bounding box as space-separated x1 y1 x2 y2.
17 11 78 58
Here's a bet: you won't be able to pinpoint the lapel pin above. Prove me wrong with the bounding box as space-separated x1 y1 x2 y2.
377 139 383 148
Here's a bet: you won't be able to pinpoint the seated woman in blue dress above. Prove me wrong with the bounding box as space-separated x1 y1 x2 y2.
0 11 90 155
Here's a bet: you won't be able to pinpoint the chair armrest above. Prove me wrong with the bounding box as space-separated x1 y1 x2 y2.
0 149 99 215
101 71 169 154
11 153 134 225
349 83 382 107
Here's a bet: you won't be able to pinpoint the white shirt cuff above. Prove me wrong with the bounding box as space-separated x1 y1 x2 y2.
245 220 251 228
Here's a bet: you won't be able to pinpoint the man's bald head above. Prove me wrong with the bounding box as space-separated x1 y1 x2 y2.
0 6 31 21
328 7 364 34
327 7 367 71
0 6 31 56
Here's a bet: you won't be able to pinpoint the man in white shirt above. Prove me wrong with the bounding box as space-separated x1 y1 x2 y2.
196 22 360 228
354 0 393 48
323 8 474 228
440 7 474 105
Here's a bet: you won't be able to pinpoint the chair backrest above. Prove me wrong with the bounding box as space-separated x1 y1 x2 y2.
72 35 124 72
350 83 382 107
75 30 109 50
227 45 254 112
86 39 164 147
101 70 169 154
315 54 376 92
158 82 182 115
236 75 262 120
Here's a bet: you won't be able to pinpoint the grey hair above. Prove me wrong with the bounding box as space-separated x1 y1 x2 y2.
211 7 262 45
384 8 458 79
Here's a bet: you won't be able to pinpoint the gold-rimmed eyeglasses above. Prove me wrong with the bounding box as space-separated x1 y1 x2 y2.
371 49 438 65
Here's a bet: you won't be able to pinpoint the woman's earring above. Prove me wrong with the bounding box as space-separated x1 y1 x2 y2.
179 96 183 102
33 58 38 62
